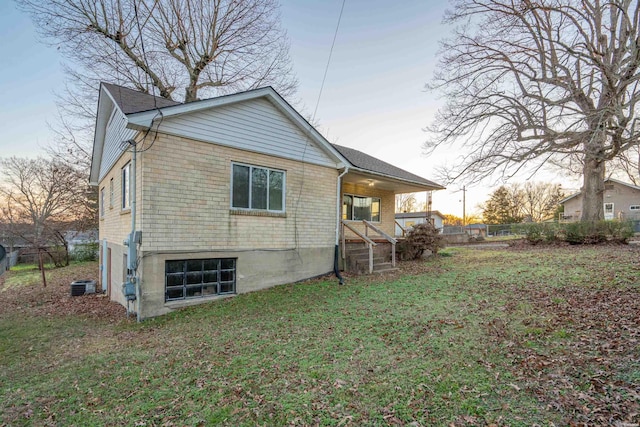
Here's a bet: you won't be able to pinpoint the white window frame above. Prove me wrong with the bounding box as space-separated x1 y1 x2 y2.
122 162 131 210
230 163 286 212
604 202 614 220
630 205 640 211
109 178 114 208
100 187 105 218
342 194 381 222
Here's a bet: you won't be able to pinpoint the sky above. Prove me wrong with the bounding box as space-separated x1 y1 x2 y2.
0 0 577 218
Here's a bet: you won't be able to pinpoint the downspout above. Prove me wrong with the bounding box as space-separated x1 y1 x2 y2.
131 144 140 323
123 140 141 322
334 166 349 285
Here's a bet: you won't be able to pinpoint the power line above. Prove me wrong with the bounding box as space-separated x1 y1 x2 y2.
312 0 346 122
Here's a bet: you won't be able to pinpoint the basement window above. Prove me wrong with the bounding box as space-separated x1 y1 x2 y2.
630 205 640 211
165 258 236 301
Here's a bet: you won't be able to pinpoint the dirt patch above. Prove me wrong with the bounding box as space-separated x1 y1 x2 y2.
0 263 126 322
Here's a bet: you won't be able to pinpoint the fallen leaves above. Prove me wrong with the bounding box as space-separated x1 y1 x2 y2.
0 262 126 322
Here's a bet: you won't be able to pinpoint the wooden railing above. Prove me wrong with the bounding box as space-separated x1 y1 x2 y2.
395 220 407 237
363 220 397 267
341 221 377 274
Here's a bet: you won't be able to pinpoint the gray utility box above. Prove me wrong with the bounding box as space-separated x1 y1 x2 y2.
70 280 96 296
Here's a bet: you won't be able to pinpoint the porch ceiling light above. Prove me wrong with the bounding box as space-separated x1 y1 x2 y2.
368 180 374 187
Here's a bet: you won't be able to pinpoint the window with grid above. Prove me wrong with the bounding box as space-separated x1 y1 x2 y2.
232 163 285 212
165 258 236 301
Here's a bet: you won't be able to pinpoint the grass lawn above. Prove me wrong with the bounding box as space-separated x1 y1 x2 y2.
1 246 639 426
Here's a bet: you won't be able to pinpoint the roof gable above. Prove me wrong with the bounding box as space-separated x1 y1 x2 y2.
123 86 348 168
146 96 343 167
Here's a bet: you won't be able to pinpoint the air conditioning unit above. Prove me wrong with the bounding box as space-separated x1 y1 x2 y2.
70 280 96 296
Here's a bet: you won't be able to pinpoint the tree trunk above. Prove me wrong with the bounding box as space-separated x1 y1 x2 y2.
581 148 605 221
38 249 47 288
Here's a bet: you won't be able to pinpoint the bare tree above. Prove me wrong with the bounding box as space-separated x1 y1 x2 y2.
481 182 564 223
425 0 640 221
18 0 298 230
17 0 298 103
606 146 640 185
396 193 418 213
0 157 89 282
520 182 565 222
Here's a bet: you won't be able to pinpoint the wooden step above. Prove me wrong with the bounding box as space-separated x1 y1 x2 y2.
372 262 399 274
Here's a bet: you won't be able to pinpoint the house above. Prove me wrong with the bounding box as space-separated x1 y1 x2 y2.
559 178 640 221
394 211 445 236
90 83 444 318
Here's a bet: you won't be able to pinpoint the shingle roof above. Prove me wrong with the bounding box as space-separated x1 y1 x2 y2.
102 82 181 114
559 178 640 204
99 83 444 190
332 144 444 189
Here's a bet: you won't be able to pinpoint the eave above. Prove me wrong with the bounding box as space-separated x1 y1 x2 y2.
344 168 446 194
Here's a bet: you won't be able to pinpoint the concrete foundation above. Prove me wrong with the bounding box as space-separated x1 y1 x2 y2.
105 246 336 318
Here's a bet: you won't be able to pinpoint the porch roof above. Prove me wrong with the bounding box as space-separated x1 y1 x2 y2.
332 144 445 193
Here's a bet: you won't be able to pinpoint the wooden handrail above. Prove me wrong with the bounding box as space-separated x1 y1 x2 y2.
341 220 376 274
363 220 397 267
364 220 397 244
343 221 377 246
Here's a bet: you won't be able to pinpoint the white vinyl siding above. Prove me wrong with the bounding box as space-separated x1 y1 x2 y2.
151 98 336 167
99 105 137 181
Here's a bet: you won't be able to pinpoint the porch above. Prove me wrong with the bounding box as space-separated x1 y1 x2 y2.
340 220 398 274
330 144 444 275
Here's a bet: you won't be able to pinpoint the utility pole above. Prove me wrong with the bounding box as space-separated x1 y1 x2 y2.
462 185 466 226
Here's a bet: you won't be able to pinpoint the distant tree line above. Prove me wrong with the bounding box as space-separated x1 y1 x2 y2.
480 182 565 225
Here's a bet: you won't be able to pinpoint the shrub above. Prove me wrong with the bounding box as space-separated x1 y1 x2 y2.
605 220 634 243
47 245 69 267
399 222 445 260
513 223 560 244
71 243 99 262
563 220 632 244
514 220 633 245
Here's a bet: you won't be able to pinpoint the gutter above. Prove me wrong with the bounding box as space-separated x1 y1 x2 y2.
347 166 446 191
334 166 349 285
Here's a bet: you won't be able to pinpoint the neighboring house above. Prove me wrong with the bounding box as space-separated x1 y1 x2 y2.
394 211 445 236
560 178 640 221
90 83 444 318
